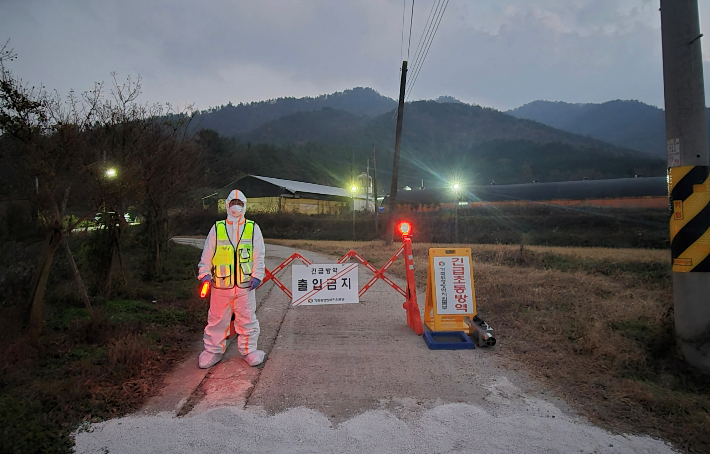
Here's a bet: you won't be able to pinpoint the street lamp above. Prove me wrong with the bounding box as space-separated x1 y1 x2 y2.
451 182 462 243
105 167 118 179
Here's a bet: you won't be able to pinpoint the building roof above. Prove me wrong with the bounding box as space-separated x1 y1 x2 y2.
249 175 348 197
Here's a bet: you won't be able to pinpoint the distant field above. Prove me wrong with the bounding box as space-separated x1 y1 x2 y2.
176 206 670 249
524 245 668 262
268 239 708 454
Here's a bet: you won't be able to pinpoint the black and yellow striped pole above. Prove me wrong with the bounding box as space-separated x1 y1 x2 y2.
661 0 710 372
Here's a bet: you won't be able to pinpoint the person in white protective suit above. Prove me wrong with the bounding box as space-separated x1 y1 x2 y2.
197 189 266 369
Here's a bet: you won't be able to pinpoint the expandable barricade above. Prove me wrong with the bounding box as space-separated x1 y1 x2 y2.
260 242 423 335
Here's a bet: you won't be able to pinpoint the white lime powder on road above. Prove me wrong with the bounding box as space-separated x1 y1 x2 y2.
74 398 676 454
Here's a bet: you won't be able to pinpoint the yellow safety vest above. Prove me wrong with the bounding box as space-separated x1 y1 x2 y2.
211 219 254 289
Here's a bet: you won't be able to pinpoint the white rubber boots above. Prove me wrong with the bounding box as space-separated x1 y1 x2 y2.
198 345 265 369
198 351 223 369
243 350 265 367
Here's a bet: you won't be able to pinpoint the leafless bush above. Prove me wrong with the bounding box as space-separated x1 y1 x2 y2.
108 333 155 370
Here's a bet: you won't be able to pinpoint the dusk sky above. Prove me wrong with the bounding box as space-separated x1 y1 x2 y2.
2 0 709 111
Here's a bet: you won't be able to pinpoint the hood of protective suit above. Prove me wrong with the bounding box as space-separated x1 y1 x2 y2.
226 189 247 222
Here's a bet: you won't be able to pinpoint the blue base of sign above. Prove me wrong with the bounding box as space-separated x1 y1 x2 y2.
423 331 476 350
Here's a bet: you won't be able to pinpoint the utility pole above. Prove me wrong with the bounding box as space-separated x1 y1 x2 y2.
454 191 459 243
387 60 408 244
352 148 356 241
661 0 710 372
367 157 370 213
371 144 379 235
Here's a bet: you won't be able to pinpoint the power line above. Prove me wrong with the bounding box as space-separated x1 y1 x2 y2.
393 0 411 124
406 0 441 94
400 0 406 62
407 0 415 60
390 0 447 123
392 1 417 124
404 0 443 98
405 0 449 101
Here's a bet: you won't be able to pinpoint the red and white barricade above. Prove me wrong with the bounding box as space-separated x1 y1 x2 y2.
260 229 423 335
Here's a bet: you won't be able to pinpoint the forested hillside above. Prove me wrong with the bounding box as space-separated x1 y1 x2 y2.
507 99 710 158
191 87 396 137
201 99 666 190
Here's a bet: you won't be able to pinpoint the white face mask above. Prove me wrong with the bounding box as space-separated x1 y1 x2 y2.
228 205 244 217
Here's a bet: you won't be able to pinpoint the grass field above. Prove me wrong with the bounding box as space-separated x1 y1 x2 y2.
269 239 709 454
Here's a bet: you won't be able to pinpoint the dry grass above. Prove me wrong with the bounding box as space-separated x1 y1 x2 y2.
268 239 710 453
524 245 668 262
108 333 158 370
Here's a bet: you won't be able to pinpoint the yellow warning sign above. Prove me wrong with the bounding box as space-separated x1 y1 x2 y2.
424 248 477 333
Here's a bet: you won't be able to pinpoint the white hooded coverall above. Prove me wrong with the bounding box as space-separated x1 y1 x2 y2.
198 190 265 359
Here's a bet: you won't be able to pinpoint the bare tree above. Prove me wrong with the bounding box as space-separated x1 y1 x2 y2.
140 110 202 278
0 43 105 340
91 74 203 279
2 44 204 339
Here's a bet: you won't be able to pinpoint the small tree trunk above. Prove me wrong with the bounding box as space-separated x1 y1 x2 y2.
146 210 169 279
115 241 127 287
26 227 62 342
62 237 92 312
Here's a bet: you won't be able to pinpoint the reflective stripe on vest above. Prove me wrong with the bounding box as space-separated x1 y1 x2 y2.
211 219 255 289
237 221 254 288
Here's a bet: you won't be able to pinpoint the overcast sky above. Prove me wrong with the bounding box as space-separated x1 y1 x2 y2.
2 0 709 111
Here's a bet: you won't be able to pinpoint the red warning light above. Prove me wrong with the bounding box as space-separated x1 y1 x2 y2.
397 221 412 236
200 281 210 298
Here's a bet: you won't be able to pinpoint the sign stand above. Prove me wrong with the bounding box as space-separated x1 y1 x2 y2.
424 248 477 332
424 248 496 346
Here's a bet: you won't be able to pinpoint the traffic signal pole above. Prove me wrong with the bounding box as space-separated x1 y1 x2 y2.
661 0 710 372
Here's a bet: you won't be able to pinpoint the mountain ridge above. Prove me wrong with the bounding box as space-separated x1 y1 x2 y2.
211 99 666 187
507 99 710 157
192 88 667 187
192 87 396 137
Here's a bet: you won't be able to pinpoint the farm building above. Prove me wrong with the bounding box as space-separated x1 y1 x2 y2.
209 175 361 215
389 176 668 210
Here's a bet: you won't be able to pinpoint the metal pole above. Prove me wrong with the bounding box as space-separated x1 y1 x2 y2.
352 148 356 240
366 157 370 214
387 60 408 244
661 0 710 372
454 193 459 243
372 144 379 235
352 193 356 240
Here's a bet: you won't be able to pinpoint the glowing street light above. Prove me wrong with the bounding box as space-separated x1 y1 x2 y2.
452 182 460 191
105 167 118 179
